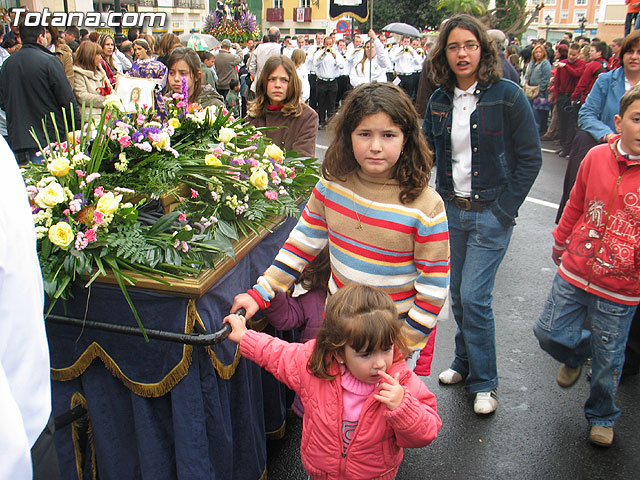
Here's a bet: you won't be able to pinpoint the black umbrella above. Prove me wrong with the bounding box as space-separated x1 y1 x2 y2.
382 22 421 37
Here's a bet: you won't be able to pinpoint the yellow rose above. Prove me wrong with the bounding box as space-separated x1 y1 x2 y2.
96 192 123 215
35 182 65 208
152 132 171 151
219 127 237 144
204 153 222 166
265 144 284 160
48 222 74 249
168 118 181 129
47 156 72 177
249 168 269 190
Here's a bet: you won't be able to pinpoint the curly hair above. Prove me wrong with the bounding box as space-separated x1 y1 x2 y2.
248 55 303 118
307 284 407 380
430 14 502 92
322 82 432 204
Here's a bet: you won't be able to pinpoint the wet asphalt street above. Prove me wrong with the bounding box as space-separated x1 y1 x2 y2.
265 138 640 479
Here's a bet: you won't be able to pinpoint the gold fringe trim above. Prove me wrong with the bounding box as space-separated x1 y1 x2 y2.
265 419 287 440
51 301 199 397
70 393 97 480
193 304 242 380
259 464 267 480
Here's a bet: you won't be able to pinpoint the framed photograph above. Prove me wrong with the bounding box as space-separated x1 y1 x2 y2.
115 76 157 113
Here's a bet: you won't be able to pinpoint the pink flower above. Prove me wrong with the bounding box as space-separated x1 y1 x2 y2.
75 170 86 177
85 228 97 242
176 100 187 108
136 114 145 125
249 159 259 167
289 169 296 179
75 232 88 251
63 208 70 215
134 142 152 152
105 111 111 120
86 173 101 183
172 93 184 100
190 188 199 199
94 186 104 197
93 210 104 225
178 212 187 222
118 135 131 148
265 191 278 201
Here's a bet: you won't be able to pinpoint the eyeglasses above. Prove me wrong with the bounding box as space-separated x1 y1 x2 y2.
446 43 480 53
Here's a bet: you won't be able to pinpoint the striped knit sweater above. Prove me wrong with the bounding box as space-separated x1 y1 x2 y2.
255 170 450 349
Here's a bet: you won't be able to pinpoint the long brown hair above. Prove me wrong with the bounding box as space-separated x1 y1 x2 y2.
157 32 181 58
165 47 203 104
98 33 116 69
248 55 303 118
307 284 407 380
74 41 102 72
298 246 331 291
430 14 502 92
322 82 432 204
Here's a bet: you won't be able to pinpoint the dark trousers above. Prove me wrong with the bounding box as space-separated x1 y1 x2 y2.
398 74 417 100
217 88 229 100
13 148 40 165
555 129 598 223
316 78 338 125
309 73 318 111
31 413 60 480
535 108 550 135
555 93 577 154
335 75 350 109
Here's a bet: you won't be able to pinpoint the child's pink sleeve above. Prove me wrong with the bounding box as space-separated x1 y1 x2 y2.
240 329 309 393
384 372 442 448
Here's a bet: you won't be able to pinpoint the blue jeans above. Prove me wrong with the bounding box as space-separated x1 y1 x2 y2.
447 202 513 393
534 274 637 426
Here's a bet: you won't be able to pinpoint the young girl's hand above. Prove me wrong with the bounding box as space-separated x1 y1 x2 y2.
373 371 404 411
231 293 260 319
223 313 248 344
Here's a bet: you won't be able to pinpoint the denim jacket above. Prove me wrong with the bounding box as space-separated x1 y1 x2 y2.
577 67 625 143
423 79 542 227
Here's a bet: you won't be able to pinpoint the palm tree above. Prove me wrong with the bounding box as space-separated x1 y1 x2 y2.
436 0 488 16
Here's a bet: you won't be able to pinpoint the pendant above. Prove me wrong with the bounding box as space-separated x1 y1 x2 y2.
356 223 364 230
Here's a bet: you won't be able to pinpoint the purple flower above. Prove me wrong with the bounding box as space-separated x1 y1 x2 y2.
132 131 145 143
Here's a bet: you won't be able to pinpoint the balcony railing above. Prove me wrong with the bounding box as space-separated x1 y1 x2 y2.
293 7 311 22
266 7 284 22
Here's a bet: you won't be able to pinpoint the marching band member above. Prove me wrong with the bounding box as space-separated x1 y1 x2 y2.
349 30 390 87
313 36 346 128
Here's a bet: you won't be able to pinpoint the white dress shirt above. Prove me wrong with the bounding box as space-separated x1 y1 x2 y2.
451 82 479 197
313 48 346 81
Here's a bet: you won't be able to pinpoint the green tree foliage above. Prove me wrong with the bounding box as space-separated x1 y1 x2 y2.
436 0 488 16
354 0 446 32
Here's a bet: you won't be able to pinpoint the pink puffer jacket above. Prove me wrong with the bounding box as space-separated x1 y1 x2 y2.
240 330 441 480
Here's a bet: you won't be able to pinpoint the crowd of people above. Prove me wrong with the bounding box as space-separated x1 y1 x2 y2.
1 6 639 479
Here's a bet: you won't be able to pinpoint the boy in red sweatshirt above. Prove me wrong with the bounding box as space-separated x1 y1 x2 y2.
534 85 640 448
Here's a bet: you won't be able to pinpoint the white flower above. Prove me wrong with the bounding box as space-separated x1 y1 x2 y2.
218 127 237 144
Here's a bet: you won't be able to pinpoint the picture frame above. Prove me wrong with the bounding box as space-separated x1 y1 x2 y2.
115 76 157 113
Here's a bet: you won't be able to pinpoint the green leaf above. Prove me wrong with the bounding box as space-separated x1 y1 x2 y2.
216 219 238 241
147 211 180 236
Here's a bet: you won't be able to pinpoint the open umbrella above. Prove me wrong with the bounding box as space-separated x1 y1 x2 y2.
382 22 421 38
178 33 220 51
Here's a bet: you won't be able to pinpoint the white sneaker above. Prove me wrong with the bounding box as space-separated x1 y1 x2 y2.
438 368 463 385
474 389 498 415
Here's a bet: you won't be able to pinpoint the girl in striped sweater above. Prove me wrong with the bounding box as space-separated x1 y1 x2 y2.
232 82 450 354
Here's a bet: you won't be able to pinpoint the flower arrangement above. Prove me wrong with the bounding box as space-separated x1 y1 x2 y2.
23 98 319 335
202 0 260 44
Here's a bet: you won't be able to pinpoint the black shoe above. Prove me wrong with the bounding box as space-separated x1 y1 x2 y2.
558 150 569 158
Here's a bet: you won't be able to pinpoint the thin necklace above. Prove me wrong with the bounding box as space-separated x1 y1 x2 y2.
352 179 390 230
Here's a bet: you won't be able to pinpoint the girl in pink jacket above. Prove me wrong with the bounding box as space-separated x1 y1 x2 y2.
225 284 441 480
